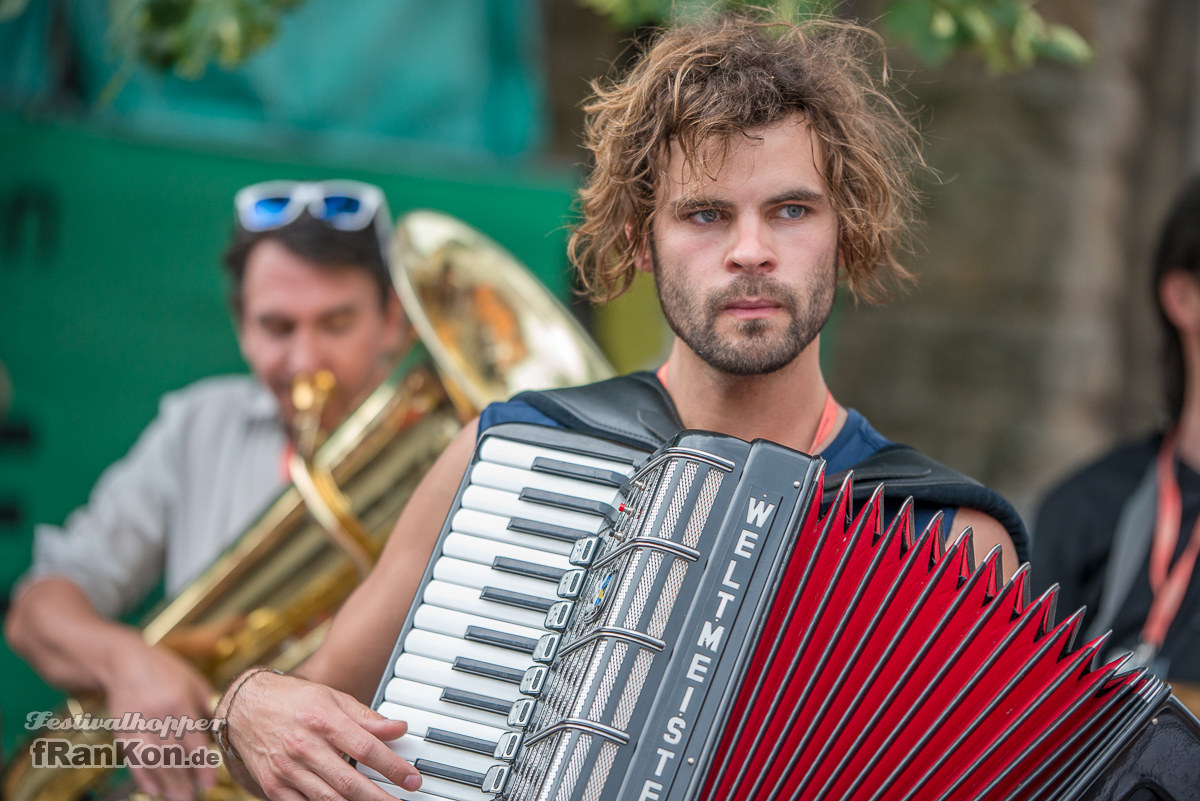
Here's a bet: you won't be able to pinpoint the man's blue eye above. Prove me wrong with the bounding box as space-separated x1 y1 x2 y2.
780 204 806 219
691 209 720 223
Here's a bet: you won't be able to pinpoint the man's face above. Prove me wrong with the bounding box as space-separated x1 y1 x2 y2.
237 239 403 433
636 116 839 375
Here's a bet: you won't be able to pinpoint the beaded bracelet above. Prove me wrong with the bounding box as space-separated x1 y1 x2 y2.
212 666 283 763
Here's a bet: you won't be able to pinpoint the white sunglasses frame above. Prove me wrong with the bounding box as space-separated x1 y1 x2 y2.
234 180 390 233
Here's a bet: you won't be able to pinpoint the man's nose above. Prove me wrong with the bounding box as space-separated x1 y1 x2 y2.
726 217 776 273
286 328 326 377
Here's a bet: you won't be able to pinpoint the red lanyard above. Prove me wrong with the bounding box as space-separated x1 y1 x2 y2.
654 363 838 454
280 441 296 482
1143 428 1200 649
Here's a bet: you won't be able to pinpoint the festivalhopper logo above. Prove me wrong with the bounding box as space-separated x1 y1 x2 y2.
25 711 222 769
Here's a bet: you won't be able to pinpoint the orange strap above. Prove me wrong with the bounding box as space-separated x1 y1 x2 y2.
808 388 838 454
279 441 296 483
1142 428 1200 649
655 363 838 454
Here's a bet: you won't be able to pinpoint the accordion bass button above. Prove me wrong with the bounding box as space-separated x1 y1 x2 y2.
482 764 511 795
569 537 599 566
545 600 574 630
494 731 523 761
508 698 536 728
521 665 548 696
533 633 561 662
558 568 586 599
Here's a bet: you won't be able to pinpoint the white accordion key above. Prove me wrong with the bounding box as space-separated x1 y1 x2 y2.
376 705 513 796
402 630 535 672
421 580 547 630
361 761 494 801
393 654 522 700
385 732 500 779
413 605 546 648
460 486 607 534
432 557 560 600
449 508 576 556
441 532 573 575
377 701 510 752
385 677 516 728
478 437 635 476
468 461 622 504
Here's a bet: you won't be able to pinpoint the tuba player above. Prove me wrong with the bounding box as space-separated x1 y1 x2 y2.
6 180 405 801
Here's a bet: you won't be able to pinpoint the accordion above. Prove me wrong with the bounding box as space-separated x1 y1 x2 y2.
359 423 1200 801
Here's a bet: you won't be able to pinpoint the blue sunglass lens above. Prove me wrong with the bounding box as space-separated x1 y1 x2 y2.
251 197 293 225
320 195 363 219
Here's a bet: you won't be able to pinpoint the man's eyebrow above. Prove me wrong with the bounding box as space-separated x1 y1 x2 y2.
317 304 358 320
667 197 731 216
254 311 294 325
254 304 359 324
766 188 829 206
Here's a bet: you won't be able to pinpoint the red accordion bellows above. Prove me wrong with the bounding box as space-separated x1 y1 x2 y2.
703 474 1147 801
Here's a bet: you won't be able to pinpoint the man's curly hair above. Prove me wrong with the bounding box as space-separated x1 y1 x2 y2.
568 14 926 304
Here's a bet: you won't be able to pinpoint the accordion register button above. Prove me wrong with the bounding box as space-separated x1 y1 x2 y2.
569 537 599 566
520 665 547 696
494 731 522 761
533 633 561 662
558 568 586 599
508 698 535 728
482 765 510 795
544 600 573 630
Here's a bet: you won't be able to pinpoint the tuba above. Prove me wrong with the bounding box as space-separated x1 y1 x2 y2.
2 210 614 801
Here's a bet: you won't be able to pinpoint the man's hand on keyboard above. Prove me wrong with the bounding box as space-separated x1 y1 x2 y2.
223 671 421 800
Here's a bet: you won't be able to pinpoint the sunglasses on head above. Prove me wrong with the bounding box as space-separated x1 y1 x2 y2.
234 180 390 233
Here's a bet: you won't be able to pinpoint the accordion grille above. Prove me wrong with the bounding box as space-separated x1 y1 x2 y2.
683 468 723 548
505 736 552 801
581 741 620 801
588 640 629 720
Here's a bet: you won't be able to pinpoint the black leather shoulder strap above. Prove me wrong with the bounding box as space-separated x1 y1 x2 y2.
824 444 1030 563
512 371 681 451
514 375 1029 563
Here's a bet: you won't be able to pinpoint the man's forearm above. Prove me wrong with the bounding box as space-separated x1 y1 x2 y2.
5 576 135 693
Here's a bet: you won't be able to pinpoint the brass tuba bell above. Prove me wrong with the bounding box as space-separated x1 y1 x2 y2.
2 210 614 801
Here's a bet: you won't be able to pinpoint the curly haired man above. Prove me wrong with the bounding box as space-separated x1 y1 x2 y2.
220 16 1023 799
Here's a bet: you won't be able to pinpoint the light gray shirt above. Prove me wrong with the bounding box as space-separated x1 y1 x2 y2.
17 375 290 618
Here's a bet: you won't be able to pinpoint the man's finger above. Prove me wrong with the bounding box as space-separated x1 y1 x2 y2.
352 706 408 741
328 724 421 794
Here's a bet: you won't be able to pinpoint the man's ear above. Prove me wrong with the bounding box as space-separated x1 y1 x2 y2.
1160 270 1200 334
627 222 653 274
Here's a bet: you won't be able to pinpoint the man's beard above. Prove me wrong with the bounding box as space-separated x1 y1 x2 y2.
652 244 836 376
